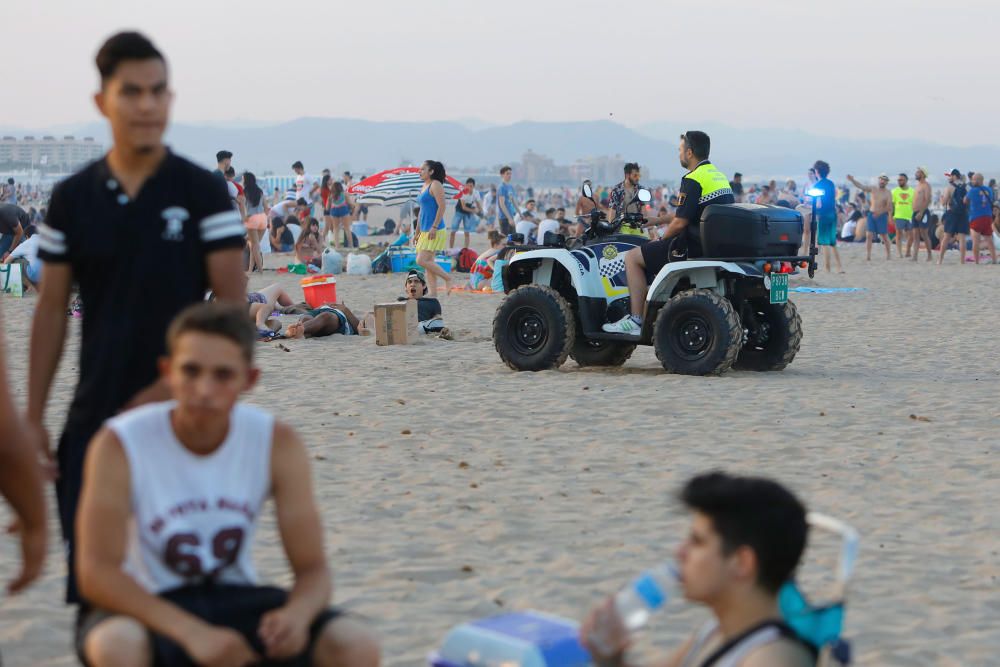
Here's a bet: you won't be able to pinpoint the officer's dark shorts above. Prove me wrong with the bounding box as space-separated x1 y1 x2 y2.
640 235 703 281
75 584 342 667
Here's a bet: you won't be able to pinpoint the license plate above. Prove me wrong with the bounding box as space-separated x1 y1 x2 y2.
769 273 789 304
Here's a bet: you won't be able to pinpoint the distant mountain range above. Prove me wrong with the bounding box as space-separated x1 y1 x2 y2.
4 118 999 184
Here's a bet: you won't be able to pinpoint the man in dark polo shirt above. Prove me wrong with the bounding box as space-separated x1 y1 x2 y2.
26 32 246 604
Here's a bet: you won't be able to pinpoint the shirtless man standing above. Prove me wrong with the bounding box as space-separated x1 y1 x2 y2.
848 173 892 260
911 166 933 261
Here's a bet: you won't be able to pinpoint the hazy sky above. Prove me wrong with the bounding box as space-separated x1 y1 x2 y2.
6 0 997 146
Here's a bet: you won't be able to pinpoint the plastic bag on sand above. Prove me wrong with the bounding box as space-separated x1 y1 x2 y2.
322 248 344 274
346 253 372 275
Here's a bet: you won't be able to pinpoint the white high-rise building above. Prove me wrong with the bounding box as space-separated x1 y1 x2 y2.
0 135 105 170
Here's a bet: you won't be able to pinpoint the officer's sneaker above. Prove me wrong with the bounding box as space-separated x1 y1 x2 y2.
602 314 642 335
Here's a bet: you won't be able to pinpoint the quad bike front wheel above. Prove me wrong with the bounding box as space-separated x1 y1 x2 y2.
653 289 742 375
493 285 575 371
734 299 802 371
571 338 636 367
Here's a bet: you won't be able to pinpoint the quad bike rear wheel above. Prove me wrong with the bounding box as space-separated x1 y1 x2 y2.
493 285 574 371
653 289 742 375
734 299 802 371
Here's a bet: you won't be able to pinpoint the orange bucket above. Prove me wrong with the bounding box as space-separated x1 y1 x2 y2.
300 274 337 308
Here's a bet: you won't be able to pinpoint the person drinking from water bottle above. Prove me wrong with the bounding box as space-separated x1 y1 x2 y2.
581 471 814 667
414 160 453 297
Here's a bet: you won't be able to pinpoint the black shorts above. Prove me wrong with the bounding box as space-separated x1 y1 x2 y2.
498 217 513 235
640 235 702 281
76 584 342 667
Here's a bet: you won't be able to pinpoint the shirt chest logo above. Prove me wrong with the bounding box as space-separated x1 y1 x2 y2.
162 206 190 241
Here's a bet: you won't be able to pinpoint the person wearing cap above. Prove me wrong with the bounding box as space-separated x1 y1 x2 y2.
399 269 451 338
911 167 934 260
938 169 969 265
891 173 916 258
847 172 892 260
964 173 996 264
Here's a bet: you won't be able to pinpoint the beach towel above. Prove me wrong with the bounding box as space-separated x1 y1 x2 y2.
790 287 866 294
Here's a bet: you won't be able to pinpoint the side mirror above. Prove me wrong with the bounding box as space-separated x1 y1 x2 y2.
582 183 593 199
638 188 652 203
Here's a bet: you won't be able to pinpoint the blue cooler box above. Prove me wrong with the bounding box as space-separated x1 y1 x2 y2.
389 248 418 272
436 255 453 273
351 221 369 237
429 611 591 667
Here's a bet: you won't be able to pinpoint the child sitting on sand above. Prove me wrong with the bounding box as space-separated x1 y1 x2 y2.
74 303 379 666
466 231 504 291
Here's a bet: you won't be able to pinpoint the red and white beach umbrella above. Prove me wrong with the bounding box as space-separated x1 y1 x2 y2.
349 167 462 206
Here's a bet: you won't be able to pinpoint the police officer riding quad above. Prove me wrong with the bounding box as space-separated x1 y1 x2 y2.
492 184 818 375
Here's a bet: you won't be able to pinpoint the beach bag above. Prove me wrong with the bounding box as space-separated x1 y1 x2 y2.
345 252 372 275
321 248 344 274
372 250 391 274
456 247 478 273
0 263 23 297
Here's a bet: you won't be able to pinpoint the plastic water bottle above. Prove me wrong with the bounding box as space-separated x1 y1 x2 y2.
588 563 680 655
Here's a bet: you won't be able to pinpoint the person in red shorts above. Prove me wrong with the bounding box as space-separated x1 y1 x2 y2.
965 173 996 264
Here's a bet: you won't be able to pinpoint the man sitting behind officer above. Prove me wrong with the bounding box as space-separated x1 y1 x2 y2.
603 131 734 335
608 163 647 237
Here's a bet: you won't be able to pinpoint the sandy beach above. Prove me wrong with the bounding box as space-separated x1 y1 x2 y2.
0 236 997 666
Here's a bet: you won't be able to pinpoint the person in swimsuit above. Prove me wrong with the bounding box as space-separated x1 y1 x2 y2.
413 160 452 296
295 218 324 268
327 182 353 250
242 172 268 273
582 472 814 667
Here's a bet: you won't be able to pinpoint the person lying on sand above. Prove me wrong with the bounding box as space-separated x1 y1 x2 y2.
581 472 815 667
285 303 374 339
246 281 295 335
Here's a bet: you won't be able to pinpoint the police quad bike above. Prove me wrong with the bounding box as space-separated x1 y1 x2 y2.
492 183 819 375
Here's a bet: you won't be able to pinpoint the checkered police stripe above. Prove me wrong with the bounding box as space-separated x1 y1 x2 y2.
699 187 735 205
599 256 626 278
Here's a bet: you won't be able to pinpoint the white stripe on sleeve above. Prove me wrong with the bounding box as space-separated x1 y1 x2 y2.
38 236 68 255
37 223 66 242
202 222 246 243
200 211 241 232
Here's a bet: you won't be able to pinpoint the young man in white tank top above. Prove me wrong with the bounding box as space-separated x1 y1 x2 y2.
581 472 815 667
74 303 379 667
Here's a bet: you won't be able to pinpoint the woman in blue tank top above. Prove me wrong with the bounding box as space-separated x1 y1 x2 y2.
414 160 452 295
